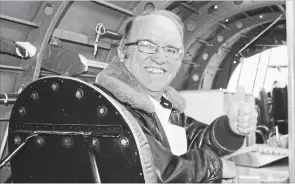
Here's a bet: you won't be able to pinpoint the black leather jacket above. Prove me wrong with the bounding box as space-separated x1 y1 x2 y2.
95 59 245 183
126 106 244 183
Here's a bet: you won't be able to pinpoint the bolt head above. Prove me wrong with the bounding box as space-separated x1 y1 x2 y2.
97 106 108 117
51 83 59 91
92 138 99 147
18 107 26 116
36 137 44 146
30 91 39 100
75 89 83 99
120 137 129 147
14 136 21 145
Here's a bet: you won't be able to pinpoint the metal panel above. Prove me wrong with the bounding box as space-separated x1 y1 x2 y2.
286 0 295 182
0 1 41 21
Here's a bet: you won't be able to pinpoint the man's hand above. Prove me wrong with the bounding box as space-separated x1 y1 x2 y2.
227 86 258 136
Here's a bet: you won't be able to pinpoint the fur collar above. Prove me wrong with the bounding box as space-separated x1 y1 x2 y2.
95 58 186 113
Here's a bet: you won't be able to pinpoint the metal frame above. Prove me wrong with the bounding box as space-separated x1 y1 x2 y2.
186 12 283 89
286 0 295 182
92 0 135 17
0 14 39 28
14 1 73 92
180 3 201 15
238 14 283 54
0 65 26 72
52 28 113 50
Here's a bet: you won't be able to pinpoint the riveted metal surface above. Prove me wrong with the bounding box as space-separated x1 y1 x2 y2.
171 1 284 90
183 1 284 52
185 12 283 90
8 76 145 182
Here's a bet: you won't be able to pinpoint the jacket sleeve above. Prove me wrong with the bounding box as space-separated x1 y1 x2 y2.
145 132 223 183
130 109 223 183
170 112 245 156
41 45 87 76
0 37 28 58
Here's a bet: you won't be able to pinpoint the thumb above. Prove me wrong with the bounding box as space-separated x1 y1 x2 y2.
233 86 245 103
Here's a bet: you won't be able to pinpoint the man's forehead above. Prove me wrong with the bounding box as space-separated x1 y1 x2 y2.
130 14 183 47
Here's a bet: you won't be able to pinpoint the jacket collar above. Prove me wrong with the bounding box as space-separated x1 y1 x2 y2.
95 57 186 113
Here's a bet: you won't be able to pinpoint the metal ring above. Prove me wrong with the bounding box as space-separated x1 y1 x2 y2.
95 23 106 35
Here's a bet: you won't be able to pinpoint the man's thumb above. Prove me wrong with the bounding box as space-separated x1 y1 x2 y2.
233 86 245 102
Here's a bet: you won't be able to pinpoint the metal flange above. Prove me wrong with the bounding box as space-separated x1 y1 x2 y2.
185 12 283 90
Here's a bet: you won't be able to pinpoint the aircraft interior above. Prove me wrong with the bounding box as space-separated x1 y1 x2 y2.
0 0 294 183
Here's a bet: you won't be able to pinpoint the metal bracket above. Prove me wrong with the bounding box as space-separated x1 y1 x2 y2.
10 123 123 137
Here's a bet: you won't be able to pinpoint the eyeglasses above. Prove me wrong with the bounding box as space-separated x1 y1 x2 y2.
124 40 183 60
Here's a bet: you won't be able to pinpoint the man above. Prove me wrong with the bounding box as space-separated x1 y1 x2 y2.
0 37 88 76
95 10 258 182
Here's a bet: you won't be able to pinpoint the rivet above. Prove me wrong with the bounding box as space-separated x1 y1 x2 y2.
92 138 99 147
225 19 229 22
192 74 199 81
51 82 59 91
259 14 264 19
97 106 108 117
36 136 44 146
30 91 39 100
14 136 21 145
144 2 155 12
236 21 243 29
18 107 26 116
202 53 208 60
185 21 196 32
208 5 218 15
75 89 84 99
44 3 53 16
217 35 224 42
120 137 129 147
233 61 237 64
61 137 74 148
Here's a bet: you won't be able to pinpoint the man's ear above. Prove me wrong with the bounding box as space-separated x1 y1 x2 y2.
117 37 127 62
117 45 125 62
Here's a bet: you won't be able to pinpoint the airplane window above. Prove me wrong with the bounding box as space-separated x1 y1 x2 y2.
227 46 288 97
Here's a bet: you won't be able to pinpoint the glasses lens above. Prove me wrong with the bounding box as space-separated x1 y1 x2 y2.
138 40 157 54
163 47 180 59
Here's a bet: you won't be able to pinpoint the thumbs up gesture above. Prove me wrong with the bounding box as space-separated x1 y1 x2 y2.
227 86 258 136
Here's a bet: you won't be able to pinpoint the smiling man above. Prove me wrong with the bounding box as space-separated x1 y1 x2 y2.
95 10 258 182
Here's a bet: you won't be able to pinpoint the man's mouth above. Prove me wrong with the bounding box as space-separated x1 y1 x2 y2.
144 67 166 74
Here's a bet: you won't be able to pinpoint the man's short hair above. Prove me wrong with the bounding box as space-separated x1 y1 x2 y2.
124 10 184 41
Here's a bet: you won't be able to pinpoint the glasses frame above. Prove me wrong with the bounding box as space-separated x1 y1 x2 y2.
124 40 183 60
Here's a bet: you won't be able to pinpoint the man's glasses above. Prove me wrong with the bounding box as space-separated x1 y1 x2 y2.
124 40 182 60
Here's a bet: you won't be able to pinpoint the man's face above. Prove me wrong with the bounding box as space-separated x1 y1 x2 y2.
123 14 183 92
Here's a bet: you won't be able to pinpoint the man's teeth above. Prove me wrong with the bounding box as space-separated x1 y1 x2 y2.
145 67 165 74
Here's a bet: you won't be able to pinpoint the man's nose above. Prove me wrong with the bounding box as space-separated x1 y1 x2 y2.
150 48 168 65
